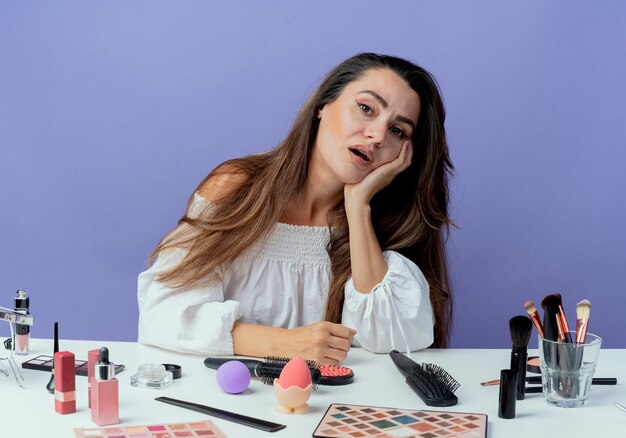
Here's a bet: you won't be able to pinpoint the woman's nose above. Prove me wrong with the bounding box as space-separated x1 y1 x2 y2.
363 122 386 147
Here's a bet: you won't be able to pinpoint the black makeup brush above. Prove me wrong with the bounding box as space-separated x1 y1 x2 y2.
509 315 532 400
204 357 322 388
46 321 58 394
390 350 460 407
541 294 561 342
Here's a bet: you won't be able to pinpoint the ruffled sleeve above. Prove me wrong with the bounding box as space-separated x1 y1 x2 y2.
341 251 434 353
137 194 241 355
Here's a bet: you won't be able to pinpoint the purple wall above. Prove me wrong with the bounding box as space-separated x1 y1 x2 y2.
2 2 625 348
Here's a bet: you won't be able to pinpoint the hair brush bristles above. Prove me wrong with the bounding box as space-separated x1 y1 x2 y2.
263 356 321 388
509 315 533 349
406 363 460 407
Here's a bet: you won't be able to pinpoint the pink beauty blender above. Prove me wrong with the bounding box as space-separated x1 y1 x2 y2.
278 356 312 388
216 360 251 394
274 356 312 414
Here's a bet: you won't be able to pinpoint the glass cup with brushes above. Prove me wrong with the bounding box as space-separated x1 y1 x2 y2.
538 295 600 408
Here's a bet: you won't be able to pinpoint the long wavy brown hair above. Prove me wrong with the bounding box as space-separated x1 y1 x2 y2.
150 53 454 347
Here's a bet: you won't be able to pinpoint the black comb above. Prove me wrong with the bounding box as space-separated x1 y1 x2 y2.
390 350 460 407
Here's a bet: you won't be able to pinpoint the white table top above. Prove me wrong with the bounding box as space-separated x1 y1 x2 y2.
2 339 625 437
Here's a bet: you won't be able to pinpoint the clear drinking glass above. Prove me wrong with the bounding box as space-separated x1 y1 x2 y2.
538 332 602 408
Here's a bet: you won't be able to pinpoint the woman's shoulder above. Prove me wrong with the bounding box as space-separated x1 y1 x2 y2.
196 164 249 202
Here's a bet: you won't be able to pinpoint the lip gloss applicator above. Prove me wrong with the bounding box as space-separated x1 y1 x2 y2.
13 290 30 355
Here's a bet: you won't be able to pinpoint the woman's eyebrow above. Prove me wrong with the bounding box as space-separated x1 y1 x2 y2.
359 90 416 129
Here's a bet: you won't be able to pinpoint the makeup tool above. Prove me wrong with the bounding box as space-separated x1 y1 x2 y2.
481 376 617 386
130 364 173 389
54 351 76 415
540 293 562 341
527 375 615 385
46 322 59 394
312 403 488 438
155 396 287 432
498 369 516 419
575 299 591 343
23 354 126 376
509 315 532 400
389 350 460 407
13 290 30 355
216 360 251 394
91 347 119 426
74 421 227 438
523 300 544 338
614 402 626 413
205 356 351 386
557 297 573 343
273 356 312 414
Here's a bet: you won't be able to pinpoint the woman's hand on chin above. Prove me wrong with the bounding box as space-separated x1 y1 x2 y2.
344 141 412 215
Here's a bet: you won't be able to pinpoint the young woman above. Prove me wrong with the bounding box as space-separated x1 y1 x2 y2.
138 53 454 364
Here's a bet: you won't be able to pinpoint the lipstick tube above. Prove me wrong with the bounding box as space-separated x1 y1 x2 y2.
54 351 76 415
91 347 119 426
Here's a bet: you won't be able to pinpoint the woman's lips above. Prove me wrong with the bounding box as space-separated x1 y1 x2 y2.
348 147 371 166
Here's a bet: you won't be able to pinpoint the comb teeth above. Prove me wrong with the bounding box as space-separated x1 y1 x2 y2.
406 363 460 407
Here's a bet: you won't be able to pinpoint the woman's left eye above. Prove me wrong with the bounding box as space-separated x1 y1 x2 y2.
390 126 406 138
358 103 372 114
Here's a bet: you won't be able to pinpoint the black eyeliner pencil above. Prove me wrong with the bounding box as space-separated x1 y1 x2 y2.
155 396 286 433
526 375 617 385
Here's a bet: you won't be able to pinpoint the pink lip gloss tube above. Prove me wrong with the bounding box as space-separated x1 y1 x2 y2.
14 290 30 355
91 347 119 426
54 351 76 415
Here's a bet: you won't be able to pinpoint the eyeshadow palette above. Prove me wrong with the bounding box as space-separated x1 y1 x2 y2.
313 403 487 438
22 354 125 376
74 421 226 438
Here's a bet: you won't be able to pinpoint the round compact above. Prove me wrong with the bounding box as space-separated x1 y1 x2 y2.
526 356 541 374
130 363 174 389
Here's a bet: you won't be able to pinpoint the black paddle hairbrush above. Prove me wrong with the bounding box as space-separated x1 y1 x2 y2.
390 350 460 407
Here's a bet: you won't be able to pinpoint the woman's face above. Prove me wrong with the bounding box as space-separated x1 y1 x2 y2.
312 68 421 186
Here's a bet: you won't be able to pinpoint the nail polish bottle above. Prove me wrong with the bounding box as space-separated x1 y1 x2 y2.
14 290 30 355
91 347 119 426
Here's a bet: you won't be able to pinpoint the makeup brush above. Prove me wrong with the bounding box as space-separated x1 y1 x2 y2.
390 350 460 407
541 294 562 342
509 316 533 400
575 299 591 344
557 299 573 343
46 321 58 394
523 300 544 338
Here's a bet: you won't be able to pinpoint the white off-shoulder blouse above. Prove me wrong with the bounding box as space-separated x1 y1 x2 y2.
137 194 434 355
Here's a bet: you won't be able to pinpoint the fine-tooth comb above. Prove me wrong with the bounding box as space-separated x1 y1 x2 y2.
390 350 460 407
